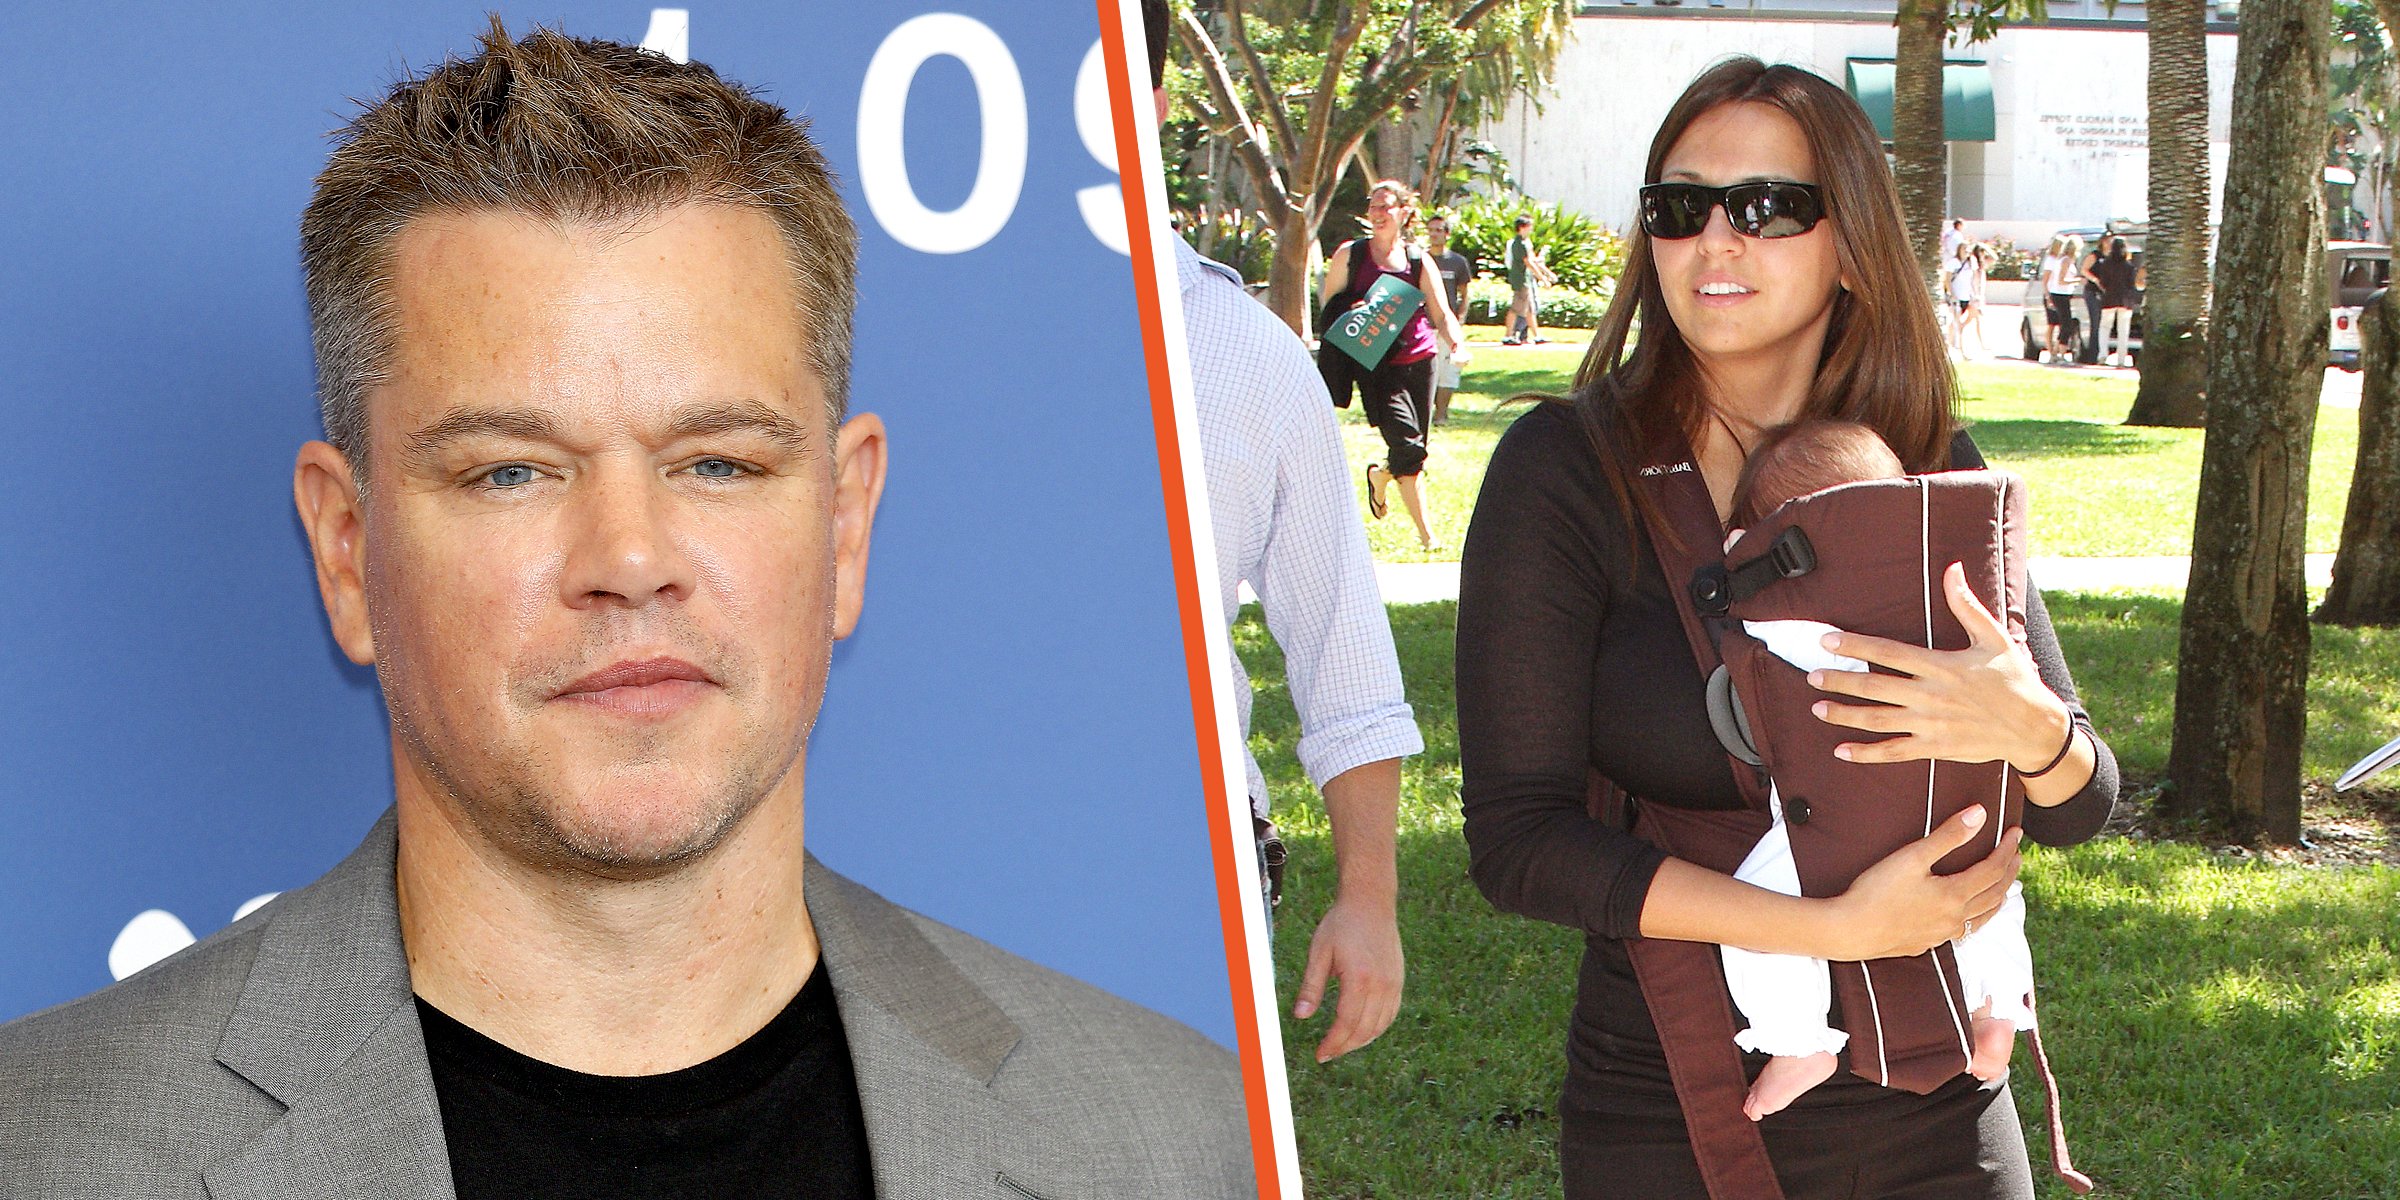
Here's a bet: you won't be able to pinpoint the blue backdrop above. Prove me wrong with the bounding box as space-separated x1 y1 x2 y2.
0 2 1232 1047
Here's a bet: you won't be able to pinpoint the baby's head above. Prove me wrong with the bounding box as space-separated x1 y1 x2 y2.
1731 419 1906 529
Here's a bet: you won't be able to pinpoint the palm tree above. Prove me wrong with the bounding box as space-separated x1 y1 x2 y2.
1890 3 2047 300
2164 0 2331 843
2124 0 2212 427
1893 0 1949 297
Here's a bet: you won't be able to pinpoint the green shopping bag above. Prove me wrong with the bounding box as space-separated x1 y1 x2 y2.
1321 273 1423 369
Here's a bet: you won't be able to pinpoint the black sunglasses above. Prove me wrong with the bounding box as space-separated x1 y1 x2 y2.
1639 181 1828 240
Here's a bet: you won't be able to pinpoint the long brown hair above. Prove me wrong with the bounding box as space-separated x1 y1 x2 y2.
1563 57 1957 551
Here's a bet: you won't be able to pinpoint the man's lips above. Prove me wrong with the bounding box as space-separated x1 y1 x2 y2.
553 657 716 717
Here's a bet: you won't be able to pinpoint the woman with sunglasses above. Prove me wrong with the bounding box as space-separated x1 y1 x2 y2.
1456 59 2116 1198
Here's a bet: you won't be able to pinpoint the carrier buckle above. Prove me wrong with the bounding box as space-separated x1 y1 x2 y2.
1690 526 1818 617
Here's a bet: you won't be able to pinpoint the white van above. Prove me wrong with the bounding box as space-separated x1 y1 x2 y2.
2329 241 2392 370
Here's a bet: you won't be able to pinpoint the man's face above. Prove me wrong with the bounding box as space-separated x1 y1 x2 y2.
1427 220 1449 252
296 203 883 874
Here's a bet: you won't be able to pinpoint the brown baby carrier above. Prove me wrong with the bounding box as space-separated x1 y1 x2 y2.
1600 434 2093 1198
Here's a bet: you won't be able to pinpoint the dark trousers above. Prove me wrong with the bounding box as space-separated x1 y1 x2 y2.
2079 286 2104 364
1360 353 1434 477
1559 1080 2037 1200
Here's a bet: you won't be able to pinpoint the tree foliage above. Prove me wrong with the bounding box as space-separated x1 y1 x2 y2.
2332 0 2396 241
1170 0 1577 331
1438 195 1622 293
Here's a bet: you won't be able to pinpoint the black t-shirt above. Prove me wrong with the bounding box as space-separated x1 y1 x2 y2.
1431 248 1472 316
417 963 875 1198
1456 400 2118 1125
2091 256 2139 308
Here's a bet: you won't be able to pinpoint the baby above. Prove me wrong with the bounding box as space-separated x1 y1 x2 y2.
1719 419 2032 1121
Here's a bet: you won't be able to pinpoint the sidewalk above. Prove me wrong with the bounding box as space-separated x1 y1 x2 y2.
1369 554 2340 606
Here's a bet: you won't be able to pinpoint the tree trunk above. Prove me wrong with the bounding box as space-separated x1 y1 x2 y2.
1374 116 1411 192
1418 80 1464 205
1264 205 1319 335
1892 0 1949 299
2318 291 2400 624
2126 0 2212 427
2164 0 2330 844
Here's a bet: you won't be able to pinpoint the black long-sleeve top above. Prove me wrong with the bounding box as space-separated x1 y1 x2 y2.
1456 400 2118 1122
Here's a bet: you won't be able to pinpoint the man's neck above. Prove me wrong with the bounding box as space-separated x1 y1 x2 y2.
393 768 819 1076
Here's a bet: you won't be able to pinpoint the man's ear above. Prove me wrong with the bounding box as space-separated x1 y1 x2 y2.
829 414 889 640
293 441 376 666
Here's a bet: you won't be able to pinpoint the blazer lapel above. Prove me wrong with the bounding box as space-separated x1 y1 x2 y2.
805 857 1076 1200
203 810 455 1200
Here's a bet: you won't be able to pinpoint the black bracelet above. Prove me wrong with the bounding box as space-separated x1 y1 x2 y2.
2020 718 2081 779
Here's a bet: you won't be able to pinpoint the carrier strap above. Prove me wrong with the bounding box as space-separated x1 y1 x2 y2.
2023 996 2098 1193
1612 438 1790 1200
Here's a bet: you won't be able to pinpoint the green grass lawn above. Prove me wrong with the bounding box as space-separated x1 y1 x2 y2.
1239 599 2400 1198
1341 350 2363 562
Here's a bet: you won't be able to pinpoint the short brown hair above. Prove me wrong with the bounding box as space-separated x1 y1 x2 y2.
1731 419 1905 527
301 16 857 469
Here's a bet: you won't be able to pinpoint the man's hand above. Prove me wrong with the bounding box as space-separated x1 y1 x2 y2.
1291 896 1403 1063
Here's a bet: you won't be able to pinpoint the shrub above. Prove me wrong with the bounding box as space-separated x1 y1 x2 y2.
1983 241 2040 283
1441 196 1626 294
1176 208 1277 285
1465 277 1616 330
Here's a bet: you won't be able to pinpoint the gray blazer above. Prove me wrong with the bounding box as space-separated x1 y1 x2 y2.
0 811 1256 1199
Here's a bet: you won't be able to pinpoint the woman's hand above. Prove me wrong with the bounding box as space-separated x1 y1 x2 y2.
1821 807 2021 962
1807 561 2072 773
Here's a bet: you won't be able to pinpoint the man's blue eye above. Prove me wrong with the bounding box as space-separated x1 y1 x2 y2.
692 458 742 479
486 465 536 488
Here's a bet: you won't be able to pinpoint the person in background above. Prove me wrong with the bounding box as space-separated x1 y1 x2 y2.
1148 0 1419 1066
2077 238 2107 366
1947 239 1989 359
1326 182 1465 553
1426 213 1474 424
1505 215 1553 345
2040 233 2084 364
1940 217 1965 266
2091 237 2144 369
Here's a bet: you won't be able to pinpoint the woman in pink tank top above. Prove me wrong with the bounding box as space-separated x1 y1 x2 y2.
1323 180 1465 552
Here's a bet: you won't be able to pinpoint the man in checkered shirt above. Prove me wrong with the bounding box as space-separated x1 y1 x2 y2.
1148 0 1423 1064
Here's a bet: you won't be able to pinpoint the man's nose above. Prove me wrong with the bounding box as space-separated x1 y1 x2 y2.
558 467 696 609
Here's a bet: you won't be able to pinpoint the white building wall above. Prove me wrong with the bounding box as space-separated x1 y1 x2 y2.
1480 15 2236 233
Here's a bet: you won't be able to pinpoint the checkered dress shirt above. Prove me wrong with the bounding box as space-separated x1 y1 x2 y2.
1175 237 1423 819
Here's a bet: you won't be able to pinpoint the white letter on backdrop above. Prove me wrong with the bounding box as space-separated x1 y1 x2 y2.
857 14 1027 255
1074 40 1128 256
641 8 689 64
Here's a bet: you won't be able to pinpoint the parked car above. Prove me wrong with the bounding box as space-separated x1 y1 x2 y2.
2328 241 2392 370
2019 223 2145 364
